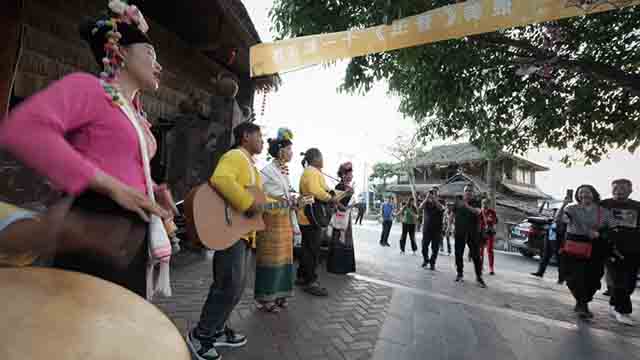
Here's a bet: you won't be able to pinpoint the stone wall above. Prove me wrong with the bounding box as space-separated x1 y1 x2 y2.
1 0 233 206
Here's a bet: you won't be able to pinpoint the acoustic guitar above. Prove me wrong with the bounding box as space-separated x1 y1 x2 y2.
184 183 313 250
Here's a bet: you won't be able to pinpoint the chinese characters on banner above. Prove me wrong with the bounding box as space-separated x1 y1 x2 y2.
250 0 639 77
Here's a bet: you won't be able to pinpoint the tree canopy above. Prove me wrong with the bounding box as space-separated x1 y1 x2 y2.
270 1 640 163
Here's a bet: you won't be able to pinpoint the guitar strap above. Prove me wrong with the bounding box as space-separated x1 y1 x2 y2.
233 149 257 187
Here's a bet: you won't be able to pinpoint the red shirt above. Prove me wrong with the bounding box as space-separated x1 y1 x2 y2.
480 208 497 230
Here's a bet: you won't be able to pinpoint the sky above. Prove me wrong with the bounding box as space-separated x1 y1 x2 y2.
243 0 640 200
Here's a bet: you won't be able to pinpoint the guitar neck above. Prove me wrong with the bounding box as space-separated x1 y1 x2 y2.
257 201 293 212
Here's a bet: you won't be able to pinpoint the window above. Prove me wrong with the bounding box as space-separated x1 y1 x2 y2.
504 163 513 180
516 168 531 184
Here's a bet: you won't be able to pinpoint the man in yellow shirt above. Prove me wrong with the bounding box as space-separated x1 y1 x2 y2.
188 122 263 360
297 148 336 297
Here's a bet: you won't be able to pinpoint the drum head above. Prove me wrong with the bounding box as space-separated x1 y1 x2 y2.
0 267 190 360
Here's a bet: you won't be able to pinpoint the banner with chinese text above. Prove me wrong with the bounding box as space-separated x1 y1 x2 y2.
250 0 639 77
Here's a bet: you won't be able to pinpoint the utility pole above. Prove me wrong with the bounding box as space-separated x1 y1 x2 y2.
363 160 369 215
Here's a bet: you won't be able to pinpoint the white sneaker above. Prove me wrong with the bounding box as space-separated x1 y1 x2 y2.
610 307 634 326
615 312 634 326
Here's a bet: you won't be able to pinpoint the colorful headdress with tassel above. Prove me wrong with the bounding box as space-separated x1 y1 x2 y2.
80 1 152 106
267 128 294 158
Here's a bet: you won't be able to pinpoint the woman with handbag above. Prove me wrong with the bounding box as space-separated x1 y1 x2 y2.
480 199 498 275
0 1 175 299
254 128 299 312
327 162 356 275
557 185 609 319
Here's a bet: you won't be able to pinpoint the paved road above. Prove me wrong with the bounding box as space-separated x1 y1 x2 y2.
351 221 640 359
155 220 640 360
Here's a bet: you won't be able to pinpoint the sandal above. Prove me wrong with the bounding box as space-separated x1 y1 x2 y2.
258 301 281 313
275 298 289 308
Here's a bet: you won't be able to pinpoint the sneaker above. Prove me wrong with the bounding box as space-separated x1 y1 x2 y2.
214 326 247 348
430 264 435 271
477 278 487 288
489 271 495 276
421 262 428 268
455 274 463 282
304 282 329 297
610 307 634 326
187 330 221 360
530 272 543 278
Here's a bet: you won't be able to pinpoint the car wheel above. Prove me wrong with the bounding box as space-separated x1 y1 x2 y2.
519 249 534 258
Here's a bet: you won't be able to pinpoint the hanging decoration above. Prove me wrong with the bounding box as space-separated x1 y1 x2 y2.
250 0 639 77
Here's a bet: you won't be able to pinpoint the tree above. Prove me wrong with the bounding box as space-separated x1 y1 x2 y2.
388 134 422 204
368 162 398 192
270 1 640 164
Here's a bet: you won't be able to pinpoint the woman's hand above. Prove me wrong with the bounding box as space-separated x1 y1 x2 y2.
155 183 179 217
90 171 168 222
590 230 600 239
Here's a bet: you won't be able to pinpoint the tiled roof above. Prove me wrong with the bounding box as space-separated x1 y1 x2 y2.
415 143 549 171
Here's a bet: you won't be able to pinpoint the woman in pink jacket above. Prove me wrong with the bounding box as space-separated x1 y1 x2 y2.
0 1 173 297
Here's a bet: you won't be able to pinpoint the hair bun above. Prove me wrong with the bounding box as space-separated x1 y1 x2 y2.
78 17 97 42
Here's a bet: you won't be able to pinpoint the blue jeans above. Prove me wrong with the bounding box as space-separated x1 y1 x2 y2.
196 240 250 337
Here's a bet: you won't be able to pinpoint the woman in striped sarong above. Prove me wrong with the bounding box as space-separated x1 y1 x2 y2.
254 128 300 313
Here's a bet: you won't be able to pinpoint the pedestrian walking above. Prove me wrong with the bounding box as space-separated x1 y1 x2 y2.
398 198 419 254
531 209 564 284
601 179 640 326
379 197 395 247
441 206 454 255
355 202 366 225
419 188 445 270
453 185 487 288
557 185 609 320
480 199 498 275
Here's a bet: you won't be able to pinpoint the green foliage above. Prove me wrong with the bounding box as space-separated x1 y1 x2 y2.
270 1 640 163
369 162 398 185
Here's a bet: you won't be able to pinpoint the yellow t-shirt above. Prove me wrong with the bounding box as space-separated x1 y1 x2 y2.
210 148 263 248
297 167 332 226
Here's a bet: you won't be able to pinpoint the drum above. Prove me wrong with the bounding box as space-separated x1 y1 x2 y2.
0 267 190 360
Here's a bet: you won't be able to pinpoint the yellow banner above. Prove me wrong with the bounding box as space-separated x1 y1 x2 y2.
250 0 639 77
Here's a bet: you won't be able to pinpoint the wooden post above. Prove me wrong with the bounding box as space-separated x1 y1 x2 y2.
0 0 23 118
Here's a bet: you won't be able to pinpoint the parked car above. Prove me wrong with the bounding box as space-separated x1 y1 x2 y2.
509 216 552 259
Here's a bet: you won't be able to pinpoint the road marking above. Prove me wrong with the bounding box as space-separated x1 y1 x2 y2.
351 273 640 347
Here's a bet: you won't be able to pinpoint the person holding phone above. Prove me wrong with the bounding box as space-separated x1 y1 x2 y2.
601 179 640 326
453 185 487 288
556 185 610 320
398 198 419 254
419 187 445 270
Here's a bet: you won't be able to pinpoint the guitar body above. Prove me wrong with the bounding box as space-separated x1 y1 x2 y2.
305 201 335 228
184 184 266 250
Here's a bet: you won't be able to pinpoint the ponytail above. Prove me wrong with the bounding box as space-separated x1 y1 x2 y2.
301 148 321 168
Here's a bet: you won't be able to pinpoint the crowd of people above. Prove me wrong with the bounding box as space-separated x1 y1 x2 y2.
531 180 639 325
375 179 639 326
378 185 496 288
